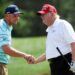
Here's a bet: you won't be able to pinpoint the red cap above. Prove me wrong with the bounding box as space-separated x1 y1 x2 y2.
37 4 57 15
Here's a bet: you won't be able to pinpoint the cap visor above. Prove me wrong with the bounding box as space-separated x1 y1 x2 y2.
37 11 46 15
14 12 23 14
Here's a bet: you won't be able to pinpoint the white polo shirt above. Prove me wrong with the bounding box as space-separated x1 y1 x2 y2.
46 18 75 59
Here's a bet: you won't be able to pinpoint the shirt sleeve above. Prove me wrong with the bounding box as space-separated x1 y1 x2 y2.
62 20 75 44
0 28 9 47
0 34 9 47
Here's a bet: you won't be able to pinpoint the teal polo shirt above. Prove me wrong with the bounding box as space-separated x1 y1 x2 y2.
0 19 13 64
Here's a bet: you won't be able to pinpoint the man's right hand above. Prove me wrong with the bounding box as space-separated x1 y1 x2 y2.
24 54 35 64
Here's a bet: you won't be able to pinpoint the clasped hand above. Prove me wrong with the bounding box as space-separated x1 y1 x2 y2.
24 54 37 64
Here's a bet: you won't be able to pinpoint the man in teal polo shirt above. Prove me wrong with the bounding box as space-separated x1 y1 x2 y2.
0 4 35 75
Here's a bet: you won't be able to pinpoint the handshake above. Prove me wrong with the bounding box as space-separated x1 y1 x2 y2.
23 54 38 64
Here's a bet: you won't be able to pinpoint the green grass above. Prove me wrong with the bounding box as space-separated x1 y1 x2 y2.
8 36 50 75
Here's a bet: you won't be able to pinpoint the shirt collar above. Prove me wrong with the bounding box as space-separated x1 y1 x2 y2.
46 17 60 32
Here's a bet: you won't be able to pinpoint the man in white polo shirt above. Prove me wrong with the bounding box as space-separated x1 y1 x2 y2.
30 4 75 75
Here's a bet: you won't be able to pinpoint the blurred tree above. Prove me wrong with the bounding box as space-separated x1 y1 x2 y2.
0 0 75 37
60 0 75 28
12 0 54 37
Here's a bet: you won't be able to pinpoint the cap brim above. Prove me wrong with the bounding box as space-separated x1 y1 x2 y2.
14 12 23 14
37 11 46 15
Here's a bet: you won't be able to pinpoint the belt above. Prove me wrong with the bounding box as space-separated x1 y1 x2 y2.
48 52 72 62
0 62 7 65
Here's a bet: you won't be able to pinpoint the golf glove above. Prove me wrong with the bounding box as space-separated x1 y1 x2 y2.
70 61 75 72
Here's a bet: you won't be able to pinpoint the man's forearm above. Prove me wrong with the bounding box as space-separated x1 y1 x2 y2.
71 42 75 60
2 45 27 58
35 53 46 64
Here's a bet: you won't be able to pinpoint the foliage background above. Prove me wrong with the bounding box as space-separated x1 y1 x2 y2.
0 0 75 37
